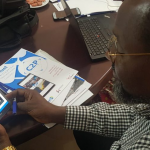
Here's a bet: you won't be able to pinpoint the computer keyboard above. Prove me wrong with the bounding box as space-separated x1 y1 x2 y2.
78 17 109 58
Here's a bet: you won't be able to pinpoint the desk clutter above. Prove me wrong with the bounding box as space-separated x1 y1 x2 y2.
0 48 93 128
53 0 122 15
52 0 119 61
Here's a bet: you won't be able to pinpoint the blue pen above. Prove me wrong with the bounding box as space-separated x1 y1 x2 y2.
13 98 17 114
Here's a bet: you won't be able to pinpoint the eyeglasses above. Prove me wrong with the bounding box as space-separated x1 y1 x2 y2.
105 35 150 63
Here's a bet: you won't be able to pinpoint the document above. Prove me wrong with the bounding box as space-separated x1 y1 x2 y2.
18 73 55 97
68 90 93 106
52 79 75 106
0 48 78 101
53 0 122 15
65 76 85 100
53 2 64 11
62 79 91 106
0 48 93 129
35 50 93 107
107 0 122 6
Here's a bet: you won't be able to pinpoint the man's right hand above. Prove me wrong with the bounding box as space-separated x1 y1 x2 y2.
6 89 66 124
0 124 12 150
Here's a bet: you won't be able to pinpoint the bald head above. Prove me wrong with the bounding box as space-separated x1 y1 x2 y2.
115 0 150 52
111 0 150 104
138 1 150 51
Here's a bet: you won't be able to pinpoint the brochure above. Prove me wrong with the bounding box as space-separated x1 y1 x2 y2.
0 48 78 101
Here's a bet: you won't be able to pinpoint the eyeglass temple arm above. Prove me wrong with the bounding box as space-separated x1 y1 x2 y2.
109 53 150 56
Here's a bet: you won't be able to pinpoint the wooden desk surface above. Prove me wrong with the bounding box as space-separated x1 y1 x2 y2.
0 3 112 146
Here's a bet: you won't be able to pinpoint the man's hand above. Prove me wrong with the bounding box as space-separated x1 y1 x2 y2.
6 89 66 124
0 124 11 150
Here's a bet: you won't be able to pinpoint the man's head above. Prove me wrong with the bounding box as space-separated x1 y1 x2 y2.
112 0 150 104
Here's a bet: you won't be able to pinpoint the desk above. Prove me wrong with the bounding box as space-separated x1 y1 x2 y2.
0 4 112 146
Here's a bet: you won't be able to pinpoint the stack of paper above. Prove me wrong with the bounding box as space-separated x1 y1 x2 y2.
53 0 122 15
36 50 93 107
0 48 93 128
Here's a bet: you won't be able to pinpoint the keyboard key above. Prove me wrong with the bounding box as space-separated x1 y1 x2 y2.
93 52 96 56
104 48 108 52
100 50 105 54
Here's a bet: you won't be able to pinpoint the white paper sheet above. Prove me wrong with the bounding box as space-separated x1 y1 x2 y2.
53 0 122 15
52 79 75 106
53 2 64 11
25 52 78 102
62 80 91 106
50 0 57 2
70 90 93 106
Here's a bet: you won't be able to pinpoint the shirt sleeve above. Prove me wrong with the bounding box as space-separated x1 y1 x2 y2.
64 102 135 138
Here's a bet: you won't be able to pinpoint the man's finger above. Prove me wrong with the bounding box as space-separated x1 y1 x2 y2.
6 89 28 103
6 89 19 100
0 124 6 134
17 102 29 113
7 110 26 116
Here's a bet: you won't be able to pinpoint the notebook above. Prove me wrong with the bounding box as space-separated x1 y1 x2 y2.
61 0 117 61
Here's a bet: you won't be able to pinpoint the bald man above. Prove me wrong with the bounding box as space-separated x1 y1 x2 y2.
1 0 150 149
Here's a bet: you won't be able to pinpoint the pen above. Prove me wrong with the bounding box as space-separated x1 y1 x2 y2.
13 98 17 114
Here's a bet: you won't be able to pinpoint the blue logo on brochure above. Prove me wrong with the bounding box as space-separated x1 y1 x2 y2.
26 60 38 71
